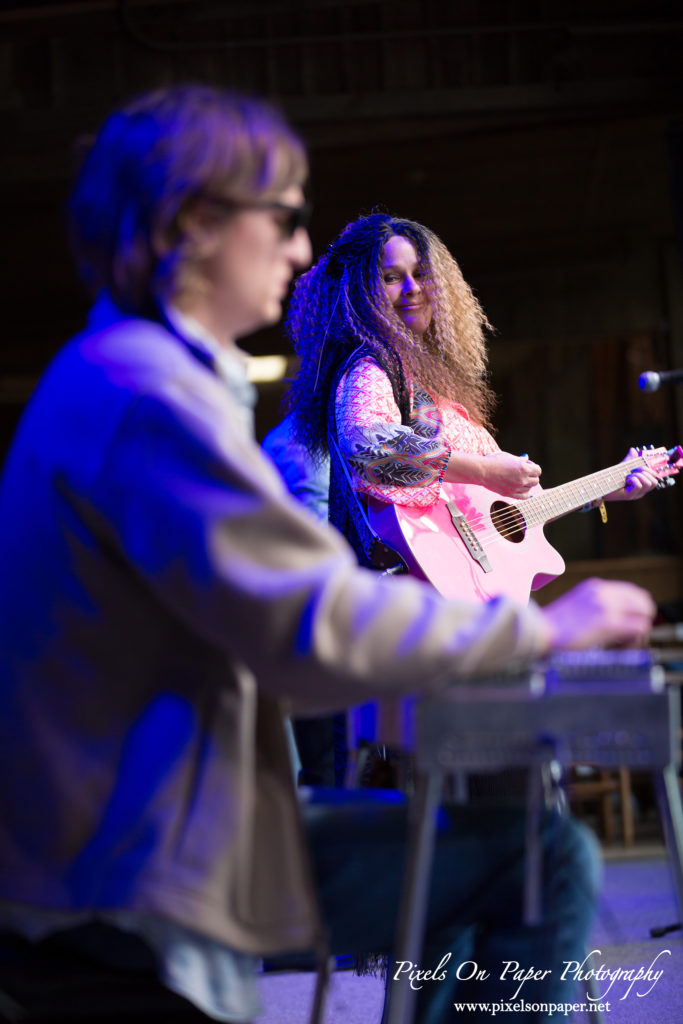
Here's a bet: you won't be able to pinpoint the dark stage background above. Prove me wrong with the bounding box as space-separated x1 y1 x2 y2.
2 0 683 603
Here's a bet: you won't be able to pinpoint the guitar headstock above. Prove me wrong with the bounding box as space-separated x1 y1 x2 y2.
637 444 683 486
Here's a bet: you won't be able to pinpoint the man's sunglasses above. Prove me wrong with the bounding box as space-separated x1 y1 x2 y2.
202 196 311 240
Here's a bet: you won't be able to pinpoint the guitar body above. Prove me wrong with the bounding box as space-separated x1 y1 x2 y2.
368 482 565 604
365 445 682 605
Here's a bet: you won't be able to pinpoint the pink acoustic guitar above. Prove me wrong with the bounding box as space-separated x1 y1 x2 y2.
367 446 683 604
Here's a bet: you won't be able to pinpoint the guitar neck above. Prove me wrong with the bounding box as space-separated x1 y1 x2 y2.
524 457 645 527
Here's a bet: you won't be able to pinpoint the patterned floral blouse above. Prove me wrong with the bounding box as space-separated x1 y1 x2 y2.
335 356 499 509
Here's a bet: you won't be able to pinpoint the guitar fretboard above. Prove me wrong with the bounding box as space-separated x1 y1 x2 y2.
521 456 649 527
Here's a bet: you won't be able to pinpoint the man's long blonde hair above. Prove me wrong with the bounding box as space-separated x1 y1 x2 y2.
68 85 308 314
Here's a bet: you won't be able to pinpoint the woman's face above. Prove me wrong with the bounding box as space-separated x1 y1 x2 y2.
381 234 432 338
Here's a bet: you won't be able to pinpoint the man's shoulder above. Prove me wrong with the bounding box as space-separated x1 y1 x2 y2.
48 304 219 414
79 310 193 377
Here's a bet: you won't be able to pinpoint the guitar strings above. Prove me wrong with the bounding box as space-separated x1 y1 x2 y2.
465 482 615 544
454 455 658 545
463 454 664 543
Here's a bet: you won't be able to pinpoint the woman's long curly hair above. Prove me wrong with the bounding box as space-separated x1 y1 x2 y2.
285 211 496 460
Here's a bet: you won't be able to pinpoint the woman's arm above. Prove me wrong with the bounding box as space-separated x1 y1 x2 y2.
335 358 450 508
336 358 545 504
444 450 542 499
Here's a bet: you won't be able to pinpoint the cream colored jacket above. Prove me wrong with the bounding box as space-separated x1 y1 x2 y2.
0 298 549 956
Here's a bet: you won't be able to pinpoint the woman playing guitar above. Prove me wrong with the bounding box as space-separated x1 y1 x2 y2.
285 212 665 595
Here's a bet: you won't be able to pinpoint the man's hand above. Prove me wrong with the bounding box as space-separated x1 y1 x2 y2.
541 577 656 652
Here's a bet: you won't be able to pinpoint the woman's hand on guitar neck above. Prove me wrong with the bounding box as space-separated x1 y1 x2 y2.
540 577 656 652
444 450 542 500
604 447 661 502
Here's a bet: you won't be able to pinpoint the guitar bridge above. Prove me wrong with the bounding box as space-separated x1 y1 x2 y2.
446 501 492 573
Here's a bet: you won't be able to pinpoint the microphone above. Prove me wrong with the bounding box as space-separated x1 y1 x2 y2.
638 368 683 392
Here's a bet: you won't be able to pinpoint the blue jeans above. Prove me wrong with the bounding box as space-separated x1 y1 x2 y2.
302 789 601 1023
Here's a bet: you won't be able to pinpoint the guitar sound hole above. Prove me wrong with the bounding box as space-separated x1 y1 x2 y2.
491 501 526 543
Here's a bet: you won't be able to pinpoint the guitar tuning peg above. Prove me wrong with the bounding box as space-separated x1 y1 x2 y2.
666 477 676 487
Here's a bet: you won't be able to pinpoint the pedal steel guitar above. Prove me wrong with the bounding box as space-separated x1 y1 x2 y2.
385 648 683 1024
